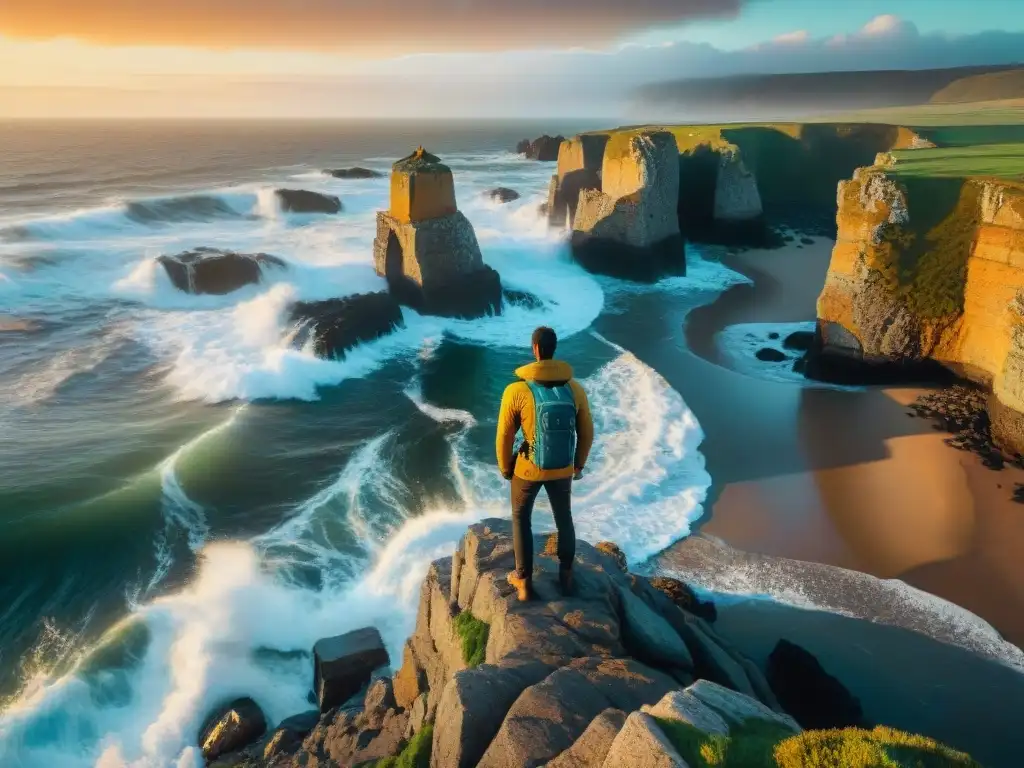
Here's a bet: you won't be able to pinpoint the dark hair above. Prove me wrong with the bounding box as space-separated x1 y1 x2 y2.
532 326 557 360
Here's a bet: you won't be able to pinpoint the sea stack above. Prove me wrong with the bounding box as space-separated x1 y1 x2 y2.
546 133 609 228
372 147 501 318
570 130 685 281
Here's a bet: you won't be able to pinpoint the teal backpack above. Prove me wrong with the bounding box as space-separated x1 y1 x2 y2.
526 382 578 470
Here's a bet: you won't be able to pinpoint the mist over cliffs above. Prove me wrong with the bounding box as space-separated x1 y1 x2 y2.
631 65 1022 122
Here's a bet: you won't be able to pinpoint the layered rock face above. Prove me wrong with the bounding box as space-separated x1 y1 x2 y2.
812 166 1024 454
516 135 565 162
372 147 501 319
546 133 610 228
570 131 685 281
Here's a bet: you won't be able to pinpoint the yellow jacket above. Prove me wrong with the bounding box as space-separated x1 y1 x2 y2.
496 359 594 481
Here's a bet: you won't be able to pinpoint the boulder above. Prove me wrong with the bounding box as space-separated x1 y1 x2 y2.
158 247 285 295
478 657 679 768
502 288 544 311
601 712 687 768
647 576 717 623
198 697 267 762
686 679 801 733
756 347 787 363
547 708 627 768
290 293 404 360
274 188 342 214
641 690 729 737
324 167 383 179
571 131 684 282
488 187 521 203
312 626 390 713
262 710 320 761
301 706 410 767
373 147 502 319
783 330 815 352
616 584 694 671
517 135 565 162
766 639 866 730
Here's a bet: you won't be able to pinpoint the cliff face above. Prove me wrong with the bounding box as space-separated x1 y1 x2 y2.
815 165 1024 453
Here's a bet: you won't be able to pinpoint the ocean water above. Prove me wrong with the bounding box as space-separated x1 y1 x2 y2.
0 120 744 767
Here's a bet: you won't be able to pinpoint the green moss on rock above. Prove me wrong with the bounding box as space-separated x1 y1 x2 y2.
655 717 978 768
453 611 488 667
372 724 433 768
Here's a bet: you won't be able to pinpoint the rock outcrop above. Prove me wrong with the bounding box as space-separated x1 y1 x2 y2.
571 130 685 281
158 247 285 295
765 639 867 730
517 135 565 162
323 167 383 179
372 147 502 318
290 293 404 360
546 133 610 228
487 187 521 203
810 164 1024 454
274 189 342 214
209 521 980 767
198 697 267 762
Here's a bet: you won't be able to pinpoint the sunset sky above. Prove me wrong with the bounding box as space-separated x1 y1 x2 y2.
1 0 1022 118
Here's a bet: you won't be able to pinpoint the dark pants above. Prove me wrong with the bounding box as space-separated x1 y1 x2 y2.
511 475 575 579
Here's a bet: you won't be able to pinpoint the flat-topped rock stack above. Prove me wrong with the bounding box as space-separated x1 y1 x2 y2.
569 130 686 281
373 147 502 319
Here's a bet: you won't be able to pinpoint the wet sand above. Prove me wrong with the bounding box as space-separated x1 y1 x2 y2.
682 238 1024 649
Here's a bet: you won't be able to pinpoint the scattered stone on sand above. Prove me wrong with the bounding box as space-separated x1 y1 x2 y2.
756 347 787 363
911 385 1022 474
783 330 814 351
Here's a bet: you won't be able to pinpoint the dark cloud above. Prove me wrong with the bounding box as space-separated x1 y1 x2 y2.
0 0 744 51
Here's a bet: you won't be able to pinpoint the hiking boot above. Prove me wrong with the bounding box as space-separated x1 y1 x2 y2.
507 571 533 602
559 566 574 597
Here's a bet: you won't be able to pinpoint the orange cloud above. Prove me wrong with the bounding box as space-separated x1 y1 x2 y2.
0 1 744 52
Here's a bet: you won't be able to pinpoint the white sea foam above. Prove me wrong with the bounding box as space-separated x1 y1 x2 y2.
715 320 861 390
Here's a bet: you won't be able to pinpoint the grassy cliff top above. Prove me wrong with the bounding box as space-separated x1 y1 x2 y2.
887 143 1024 182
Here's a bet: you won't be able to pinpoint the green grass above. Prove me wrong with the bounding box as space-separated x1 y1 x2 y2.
654 718 979 768
886 144 1024 181
453 611 488 667
372 724 433 768
812 100 1024 128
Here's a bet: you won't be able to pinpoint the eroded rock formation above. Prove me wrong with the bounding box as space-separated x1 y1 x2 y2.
571 130 685 281
274 189 342 214
323 167 383 179
372 147 502 318
158 247 285 295
810 164 1024 455
202 521 980 768
516 135 565 162
546 133 610 227
290 293 404 360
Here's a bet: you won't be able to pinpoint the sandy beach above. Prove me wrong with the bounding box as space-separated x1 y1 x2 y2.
680 237 1024 649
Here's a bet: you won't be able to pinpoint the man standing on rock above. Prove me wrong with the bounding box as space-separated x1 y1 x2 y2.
496 326 594 601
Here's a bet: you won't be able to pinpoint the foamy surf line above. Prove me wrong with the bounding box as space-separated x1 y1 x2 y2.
0 350 712 768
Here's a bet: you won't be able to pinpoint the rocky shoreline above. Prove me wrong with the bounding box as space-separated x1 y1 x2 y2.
197 521 978 767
